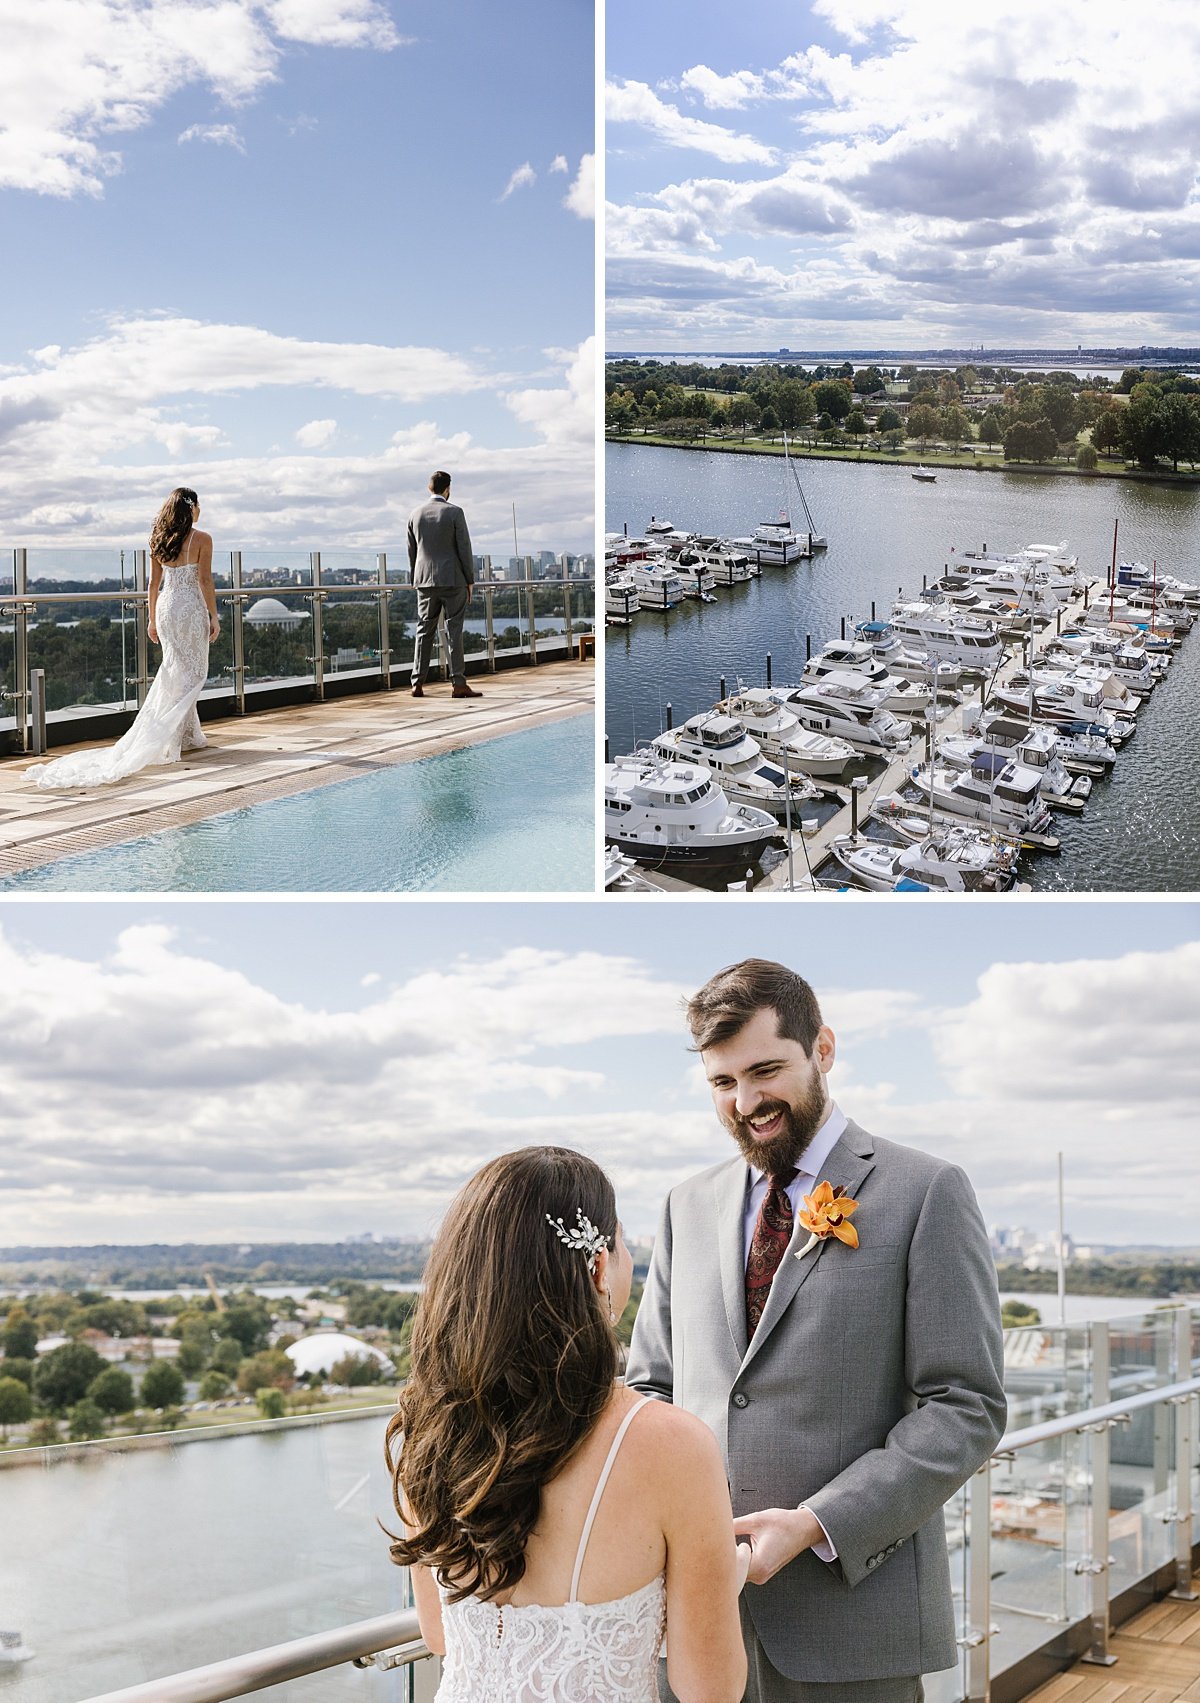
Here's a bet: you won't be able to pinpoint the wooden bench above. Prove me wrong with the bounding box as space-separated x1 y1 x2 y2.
577 633 595 662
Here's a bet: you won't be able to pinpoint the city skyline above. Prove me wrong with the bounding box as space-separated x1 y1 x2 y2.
1 902 1197 1247
0 0 595 552
607 0 1200 350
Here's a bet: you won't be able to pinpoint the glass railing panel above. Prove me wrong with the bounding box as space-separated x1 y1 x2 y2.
387 588 418 675
242 594 317 691
1002 1321 1093 1431
0 617 16 738
987 1428 1090 1675
238 549 314 590
27 598 137 717
487 583 527 658
1110 1307 1176 1397
3 1412 409 1702
322 593 385 685
532 584 572 661
0 551 13 596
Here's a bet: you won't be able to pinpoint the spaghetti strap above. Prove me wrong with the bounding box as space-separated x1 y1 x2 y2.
568 1395 653 1603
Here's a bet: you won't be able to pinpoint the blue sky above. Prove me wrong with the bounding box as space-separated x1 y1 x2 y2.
1 899 1197 1247
0 0 594 551
607 0 1200 351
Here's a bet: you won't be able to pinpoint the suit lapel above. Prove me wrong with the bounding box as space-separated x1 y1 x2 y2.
715 1160 751 1361
739 1120 877 1375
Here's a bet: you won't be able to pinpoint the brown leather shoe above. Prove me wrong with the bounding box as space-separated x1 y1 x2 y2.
410 682 425 697
452 683 483 698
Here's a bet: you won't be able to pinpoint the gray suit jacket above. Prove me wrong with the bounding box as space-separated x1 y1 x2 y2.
407 495 474 590
625 1122 1006 1683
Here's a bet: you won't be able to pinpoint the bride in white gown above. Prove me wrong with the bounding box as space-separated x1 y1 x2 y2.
386 1147 748 1703
31 487 220 789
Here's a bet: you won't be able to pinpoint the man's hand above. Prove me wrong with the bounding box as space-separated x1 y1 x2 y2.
732 1506 825 1585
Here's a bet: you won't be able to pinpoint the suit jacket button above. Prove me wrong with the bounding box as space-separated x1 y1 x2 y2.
732 1392 749 1408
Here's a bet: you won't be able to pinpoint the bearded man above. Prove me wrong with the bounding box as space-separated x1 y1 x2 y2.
626 958 1006 1703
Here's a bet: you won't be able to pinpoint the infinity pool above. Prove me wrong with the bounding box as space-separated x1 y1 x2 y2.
1 714 594 892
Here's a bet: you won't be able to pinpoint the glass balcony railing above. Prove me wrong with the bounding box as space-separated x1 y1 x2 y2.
0 549 595 755
7 1301 1195 1703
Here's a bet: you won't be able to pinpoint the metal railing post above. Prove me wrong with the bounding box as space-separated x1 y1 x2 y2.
230 551 246 713
1080 1321 1117 1664
527 579 538 666
11 548 29 750
310 552 325 699
29 668 46 755
1155 1310 1173 1499
561 553 574 654
965 1459 993 1701
133 549 150 706
377 552 392 687
483 556 496 671
1170 1309 1199 1600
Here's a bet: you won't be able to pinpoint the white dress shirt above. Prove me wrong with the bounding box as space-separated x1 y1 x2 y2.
742 1099 848 1564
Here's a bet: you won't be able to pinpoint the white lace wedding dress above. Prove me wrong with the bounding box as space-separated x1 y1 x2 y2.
31 536 211 789
434 1396 666 1702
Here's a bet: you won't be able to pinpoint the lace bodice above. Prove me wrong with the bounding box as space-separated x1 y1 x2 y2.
32 539 211 790
434 1397 666 1702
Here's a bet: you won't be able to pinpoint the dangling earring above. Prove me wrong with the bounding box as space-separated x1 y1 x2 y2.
604 1285 616 1324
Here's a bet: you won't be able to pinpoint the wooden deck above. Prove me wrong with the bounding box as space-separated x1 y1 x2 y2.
1024 1574 1200 1703
0 659 593 877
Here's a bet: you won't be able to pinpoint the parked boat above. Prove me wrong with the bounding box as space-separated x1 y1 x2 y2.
717 688 856 777
909 753 1056 840
627 561 683 610
854 620 964 688
936 720 1082 811
604 575 640 625
911 465 937 482
652 712 820 817
604 756 780 871
770 680 914 754
804 648 942 717
729 512 810 565
828 828 1022 893
890 603 1004 671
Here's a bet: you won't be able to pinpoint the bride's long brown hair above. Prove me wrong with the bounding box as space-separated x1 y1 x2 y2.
386 1146 620 1602
148 487 199 564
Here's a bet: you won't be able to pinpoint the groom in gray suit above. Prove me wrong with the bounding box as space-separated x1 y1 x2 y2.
407 470 481 699
626 958 1006 1703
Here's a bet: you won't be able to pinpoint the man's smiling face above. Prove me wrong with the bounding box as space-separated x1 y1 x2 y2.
703 1004 836 1175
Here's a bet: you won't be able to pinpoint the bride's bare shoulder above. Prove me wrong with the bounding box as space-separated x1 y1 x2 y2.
192 528 213 547
628 1396 721 1468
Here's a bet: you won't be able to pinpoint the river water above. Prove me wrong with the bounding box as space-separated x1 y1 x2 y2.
605 443 1200 891
0 1415 407 1702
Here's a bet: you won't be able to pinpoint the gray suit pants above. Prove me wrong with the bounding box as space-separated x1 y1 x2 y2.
412 584 470 685
658 1599 924 1703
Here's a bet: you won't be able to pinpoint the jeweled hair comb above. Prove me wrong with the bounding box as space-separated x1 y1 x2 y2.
545 1209 608 1275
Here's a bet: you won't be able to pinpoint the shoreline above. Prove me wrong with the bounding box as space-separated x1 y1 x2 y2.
605 434 1200 488
0 1400 393 1468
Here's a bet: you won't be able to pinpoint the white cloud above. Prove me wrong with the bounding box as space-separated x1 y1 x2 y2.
564 153 595 220
295 417 338 448
178 123 246 153
0 0 402 198
549 153 569 174
0 323 594 550
606 80 777 165
499 161 536 201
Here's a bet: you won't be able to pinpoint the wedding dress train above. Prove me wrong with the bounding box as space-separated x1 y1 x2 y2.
433 1396 666 1702
32 539 211 789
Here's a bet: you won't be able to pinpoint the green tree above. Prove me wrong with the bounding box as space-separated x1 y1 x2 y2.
198 1369 231 1402
1119 397 1168 469
812 379 852 422
0 1376 33 1439
759 406 780 437
727 395 760 440
236 1350 294 1395
27 1417 60 1446
176 1339 208 1378
217 1302 272 1355
210 1338 243 1377
845 408 867 439
141 1360 185 1410
1157 393 1200 470
31 1342 106 1414
1092 409 1123 457
256 1387 287 1419
68 1398 107 1441
1076 443 1098 470
852 366 885 395
940 405 972 449
977 408 1003 445
1 1358 34 1389
906 404 940 447
2 1308 39 1361
329 1352 386 1387
1001 1300 1042 1328
88 1366 135 1417
876 406 902 434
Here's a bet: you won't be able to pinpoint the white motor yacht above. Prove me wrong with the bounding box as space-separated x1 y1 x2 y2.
628 561 683 610
804 653 939 717
911 465 937 481
687 538 760 584
604 756 779 871
717 688 856 777
960 703 1116 772
1117 561 1200 604
604 574 640 625
992 671 1133 742
671 555 717 601
652 712 820 817
854 621 963 688
890 602 1004 671
937 721 1084 809
770 680 913 754
828 829 1022 893
909 754 1055 839
728 513 810 565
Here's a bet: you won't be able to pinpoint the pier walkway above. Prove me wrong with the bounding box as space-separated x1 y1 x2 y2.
1025 1571 1200 1703
0 658 593 877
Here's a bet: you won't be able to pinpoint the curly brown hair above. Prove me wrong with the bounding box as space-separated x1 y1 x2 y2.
148 487 199 565
385 1146 619 1603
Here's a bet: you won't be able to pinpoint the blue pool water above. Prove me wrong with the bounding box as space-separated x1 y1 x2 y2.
2 715 594 892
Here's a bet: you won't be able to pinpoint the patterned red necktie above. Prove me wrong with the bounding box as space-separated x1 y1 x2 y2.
745 1168 799 1338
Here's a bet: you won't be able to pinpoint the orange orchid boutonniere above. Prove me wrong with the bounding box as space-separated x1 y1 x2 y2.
794 1180 860 1260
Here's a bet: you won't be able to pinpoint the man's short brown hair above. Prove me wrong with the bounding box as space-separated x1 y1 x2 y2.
430 470 452 495
685 958 824 1054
